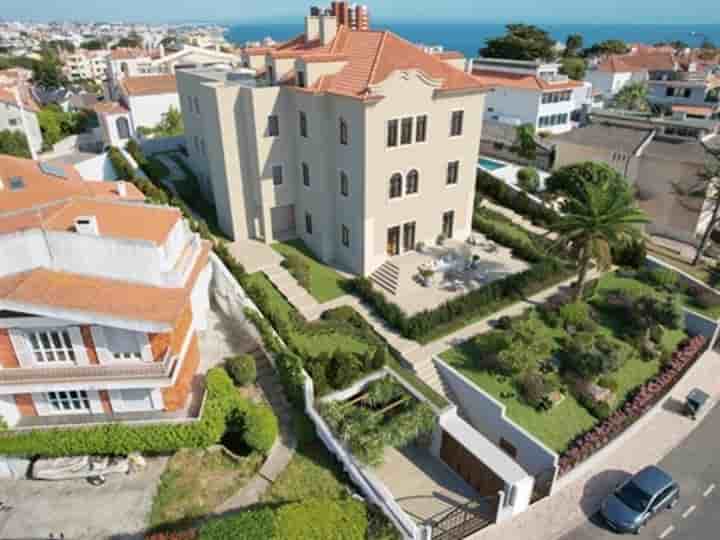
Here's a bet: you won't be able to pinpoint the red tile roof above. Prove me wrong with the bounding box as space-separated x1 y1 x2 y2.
120 74 178 96
94 101 129 115
471 69 583 92
110 47 152 60
596 53 676 73
0 85 40 113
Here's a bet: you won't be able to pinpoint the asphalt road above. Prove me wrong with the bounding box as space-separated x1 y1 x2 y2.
560 402 720 540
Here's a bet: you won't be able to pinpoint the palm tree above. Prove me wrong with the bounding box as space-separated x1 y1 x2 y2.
612 82 650 112
551 180 649 301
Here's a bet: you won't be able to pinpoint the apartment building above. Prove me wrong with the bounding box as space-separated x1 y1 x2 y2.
553 110 720 245
177 2 488 276
0 155 212 428
62 49 110 84
585 53 676 100
0 85 43 154
473 58 592 134
95 75 180 147
646 63 720 116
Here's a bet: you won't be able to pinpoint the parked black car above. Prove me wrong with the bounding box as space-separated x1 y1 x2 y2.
600 466 679 534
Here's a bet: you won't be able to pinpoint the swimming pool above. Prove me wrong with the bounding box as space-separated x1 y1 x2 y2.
478 158 508 172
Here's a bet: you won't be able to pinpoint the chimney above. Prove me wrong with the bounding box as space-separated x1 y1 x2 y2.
319 14 338 45
354 4 369 30
305 15 321 42
116 180 127 197
74 216 99 236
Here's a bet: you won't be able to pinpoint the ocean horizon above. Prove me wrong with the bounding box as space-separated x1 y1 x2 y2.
227 22 720 58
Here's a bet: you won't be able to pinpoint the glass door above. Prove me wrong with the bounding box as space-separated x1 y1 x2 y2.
387 226 400 256
442 211 455 239
403 222 416 252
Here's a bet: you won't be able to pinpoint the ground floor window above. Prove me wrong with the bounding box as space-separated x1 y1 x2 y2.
47 390 90 413
442 210 455 239
341 224 350 247
403 222 416 252
305 212 313 235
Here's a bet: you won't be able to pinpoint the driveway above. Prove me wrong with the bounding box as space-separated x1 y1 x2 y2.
0 457 166 540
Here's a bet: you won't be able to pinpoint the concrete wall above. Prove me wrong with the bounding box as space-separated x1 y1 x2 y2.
74 153 120 181
435 358 559 479
484 86 540 127
0 103 42 152
128 92 181 131
141 135 185 155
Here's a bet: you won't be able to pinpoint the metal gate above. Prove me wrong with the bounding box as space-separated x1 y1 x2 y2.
431 497 498 540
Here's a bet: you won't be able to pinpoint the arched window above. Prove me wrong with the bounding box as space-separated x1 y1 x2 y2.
116 116 130 139
389 173 402 199
406 169 419 195
339 117 348 145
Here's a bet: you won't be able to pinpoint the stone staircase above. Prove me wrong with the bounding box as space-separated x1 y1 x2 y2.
370 261 401 296
411 355 471 420
251 347 293 426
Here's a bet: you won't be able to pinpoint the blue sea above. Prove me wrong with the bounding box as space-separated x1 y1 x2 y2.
227 22 720 57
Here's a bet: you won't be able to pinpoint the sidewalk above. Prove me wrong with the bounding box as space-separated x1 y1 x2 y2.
468 348 720 540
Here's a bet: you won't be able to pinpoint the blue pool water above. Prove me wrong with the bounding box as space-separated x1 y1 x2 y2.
478 158 508 172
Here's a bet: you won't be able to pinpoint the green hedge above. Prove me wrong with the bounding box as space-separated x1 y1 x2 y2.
126 139 170 182
476 169 558 227
226 354 256 386
243 402 279 453
197 498 367 540
0 369 245 457
473 207 550 263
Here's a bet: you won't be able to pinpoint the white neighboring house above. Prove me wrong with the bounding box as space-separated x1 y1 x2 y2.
95 74 180 147
62 49 111 85
584 53 676 102
472 58 592 135
0 85 43 154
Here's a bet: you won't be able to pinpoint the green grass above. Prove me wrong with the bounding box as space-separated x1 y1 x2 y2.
272 239 348 303
440 348 596 453
150 447 263 528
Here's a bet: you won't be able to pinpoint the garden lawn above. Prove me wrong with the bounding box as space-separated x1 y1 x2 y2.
440 349 596 453
595 272 720 320
150 447 263 528
272 239 348 303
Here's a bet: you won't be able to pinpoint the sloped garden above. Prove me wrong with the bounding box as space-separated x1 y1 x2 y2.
441 268 697 454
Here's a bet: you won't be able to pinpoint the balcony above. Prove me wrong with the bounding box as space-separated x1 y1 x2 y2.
0 354 178 390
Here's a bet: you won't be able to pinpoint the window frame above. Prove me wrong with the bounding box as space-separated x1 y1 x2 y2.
301 162 310 187
405 169 419 195
400 117 413 145
339 117 349 145
446 160 460 185
387 118 399 147
297 70 306 88
271 164 284 186
47 390 91 414
415 114 428 143
267 114 280 137
299 110 308 138
28 329 76 364
339 170 350 197
341 224 350 247
389 172 403 199
450 110 464 137
305 212 313 235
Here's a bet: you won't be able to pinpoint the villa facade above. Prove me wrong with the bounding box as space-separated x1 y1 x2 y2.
0 155 212 428
177 2 489 276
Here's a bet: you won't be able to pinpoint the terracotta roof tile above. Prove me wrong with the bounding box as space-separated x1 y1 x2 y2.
596 53 676 73
0 241 211 327
94 101 129 115
671 104 716 116
472 69 583 92
110 47 152 60
0 85 40 113
120 74 177 96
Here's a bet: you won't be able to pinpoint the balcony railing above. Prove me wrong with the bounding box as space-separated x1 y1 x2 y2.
0 354 178 386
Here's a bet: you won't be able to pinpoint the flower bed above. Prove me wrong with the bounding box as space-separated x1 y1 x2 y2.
558 335 707 476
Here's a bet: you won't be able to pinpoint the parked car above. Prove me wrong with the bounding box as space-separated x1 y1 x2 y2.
600 466 679 534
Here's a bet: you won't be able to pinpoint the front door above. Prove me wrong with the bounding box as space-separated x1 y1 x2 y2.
403 222 416 252
442 211 455 239
387 226 400 256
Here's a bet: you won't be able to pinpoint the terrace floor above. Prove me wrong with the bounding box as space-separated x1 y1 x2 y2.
382 238 530 315
375 444 478 525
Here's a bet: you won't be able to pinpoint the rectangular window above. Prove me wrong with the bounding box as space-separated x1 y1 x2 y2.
450 110 464 136
387 119 398 147
305 212 313 235
9 118 18 126
272 164 283 186
442 210 455 239
446 161 460 185
302 162 310 187
297 71 306 88
29 330 76 363
47 390 90 413
416 115 427 142
341 225 350 247
268 115 279 137
339 118 349 145
400 117 413 145
340 171 349 197
299 111 308 137
403 222 416 252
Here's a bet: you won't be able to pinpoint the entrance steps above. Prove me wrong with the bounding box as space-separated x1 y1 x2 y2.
370 261 400 296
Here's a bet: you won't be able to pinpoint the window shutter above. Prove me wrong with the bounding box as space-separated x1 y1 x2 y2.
90 326 112 364
32 393 50 416
8 329 34 367
67 327 89 366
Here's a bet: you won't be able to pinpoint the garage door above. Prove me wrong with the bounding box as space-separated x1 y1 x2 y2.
270 205 295 236
440 431 505 497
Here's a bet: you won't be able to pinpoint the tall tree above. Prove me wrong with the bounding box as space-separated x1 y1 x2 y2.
672 145 720 265
583 39 629 57
550 174 649 300
565 34 584 57
611 82 650 112
513 123 537 160
560 57 587 80
0 129 31 158
32 52 66 89
546 161 629 203
480 24 557 61
156 106 184 136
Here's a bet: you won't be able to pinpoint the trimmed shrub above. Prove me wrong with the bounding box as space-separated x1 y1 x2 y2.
611 239 647 269
243 403 279 454
0 368 244 457
199 507 276 540
226 354 257 386
558 302 591 330
518 370 551 409
476 170 558 226
282 252 311 292
517 167 540 193
641 267 678 290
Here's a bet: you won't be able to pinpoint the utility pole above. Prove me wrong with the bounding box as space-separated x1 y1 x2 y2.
13 85 37 160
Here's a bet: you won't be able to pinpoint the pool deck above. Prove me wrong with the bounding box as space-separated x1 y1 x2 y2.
477 156 550 195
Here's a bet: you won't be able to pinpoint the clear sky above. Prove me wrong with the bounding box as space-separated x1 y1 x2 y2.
2 0 719 24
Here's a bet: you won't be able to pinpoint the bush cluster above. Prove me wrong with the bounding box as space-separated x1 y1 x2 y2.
126 140 170 182
226 354 257 386
476 170 557 227
348 258 575 342
472 208 547 263
242 403 279 454
282 252 311 291
305 348 387 397
640 267 678 291
517 167 540 193
0 368 253 457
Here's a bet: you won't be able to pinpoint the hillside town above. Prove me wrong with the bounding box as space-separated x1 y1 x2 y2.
1 3 720 540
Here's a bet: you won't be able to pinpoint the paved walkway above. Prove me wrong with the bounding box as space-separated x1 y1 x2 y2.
468 348 720 540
